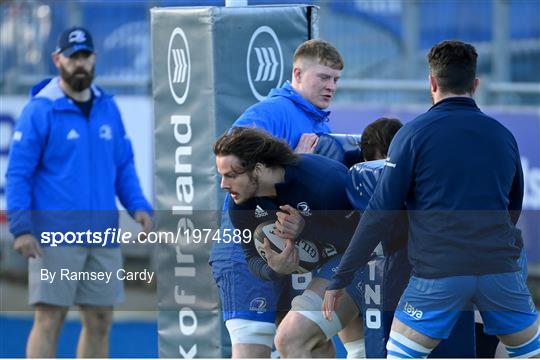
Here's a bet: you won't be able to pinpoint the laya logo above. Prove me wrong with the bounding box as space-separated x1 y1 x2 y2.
168 27 191 105
246 26 283 101
403 302 423 320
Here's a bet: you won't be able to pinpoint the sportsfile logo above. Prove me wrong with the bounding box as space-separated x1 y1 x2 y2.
246 26 283 101
403 301 423 320
168 27 191 105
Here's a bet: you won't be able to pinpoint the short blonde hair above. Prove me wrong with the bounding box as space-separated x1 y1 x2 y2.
293 39 344 70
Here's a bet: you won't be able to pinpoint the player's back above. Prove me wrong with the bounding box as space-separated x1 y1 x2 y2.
386 97 523 278
409 97 520 212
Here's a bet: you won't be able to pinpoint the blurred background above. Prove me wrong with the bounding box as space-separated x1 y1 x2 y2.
1 0 539 357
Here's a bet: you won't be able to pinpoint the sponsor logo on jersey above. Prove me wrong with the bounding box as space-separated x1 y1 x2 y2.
384 157 396 168
249 297 267 314
12 131 22 141
67 129 80 140
403 301 423 320
296 202 312 216
255 205 268 218
99 124 113 140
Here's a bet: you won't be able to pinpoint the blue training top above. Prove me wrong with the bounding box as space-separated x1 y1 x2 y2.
229 154 359 281
6 78 152 245
210 81 332 264
329 97 524 289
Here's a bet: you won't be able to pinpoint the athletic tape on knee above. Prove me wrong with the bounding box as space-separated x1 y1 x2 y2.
386 331 432 359
290 289 342 340
506 326 540 358
225 318 276 348
344 339 366 358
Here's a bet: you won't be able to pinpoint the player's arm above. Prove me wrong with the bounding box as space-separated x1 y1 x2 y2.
6 101 48 257
228 201 283 281
261 238 299 275
294 133 319 153
327 127 415 291
508 139 524 225
274 205 305 239
300 170 361 253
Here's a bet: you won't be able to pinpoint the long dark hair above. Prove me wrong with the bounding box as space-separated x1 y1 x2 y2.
213 127 299 174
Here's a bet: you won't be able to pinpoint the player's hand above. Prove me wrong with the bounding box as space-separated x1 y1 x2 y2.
263 238 299 275
294 133 319 153
13 234 42 259
323 288 345 321
275 205 305 239
135 211 153 240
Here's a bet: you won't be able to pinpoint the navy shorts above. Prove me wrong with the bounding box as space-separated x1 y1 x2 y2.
395 272 538 339
315 254 365 311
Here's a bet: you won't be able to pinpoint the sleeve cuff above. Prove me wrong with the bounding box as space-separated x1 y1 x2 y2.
13 231 32 239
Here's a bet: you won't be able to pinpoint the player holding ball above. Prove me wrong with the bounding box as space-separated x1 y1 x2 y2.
214 126 363 357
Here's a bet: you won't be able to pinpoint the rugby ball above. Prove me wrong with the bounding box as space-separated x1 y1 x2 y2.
253 220 320 273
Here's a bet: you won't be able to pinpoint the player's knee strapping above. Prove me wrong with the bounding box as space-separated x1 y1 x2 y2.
505 326 540 358
291 289 342 340
386 331 433 359
225 319 276 347
343 339 366 358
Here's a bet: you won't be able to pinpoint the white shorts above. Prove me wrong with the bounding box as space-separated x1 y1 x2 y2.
29 246 124 307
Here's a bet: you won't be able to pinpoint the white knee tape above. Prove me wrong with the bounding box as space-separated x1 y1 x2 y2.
344 339 366 358
386 331 432 359
225 319 276 348
291 289 342 340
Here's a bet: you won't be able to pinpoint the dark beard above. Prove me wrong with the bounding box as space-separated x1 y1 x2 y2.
60 64 94 92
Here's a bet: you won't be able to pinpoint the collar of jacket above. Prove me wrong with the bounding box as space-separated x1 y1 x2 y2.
269 81 331 122
429 96 479 112
31 77 106 112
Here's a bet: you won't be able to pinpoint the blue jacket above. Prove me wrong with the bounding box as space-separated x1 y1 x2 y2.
210 81 332 263
6 77 152 244
329 97 524 289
